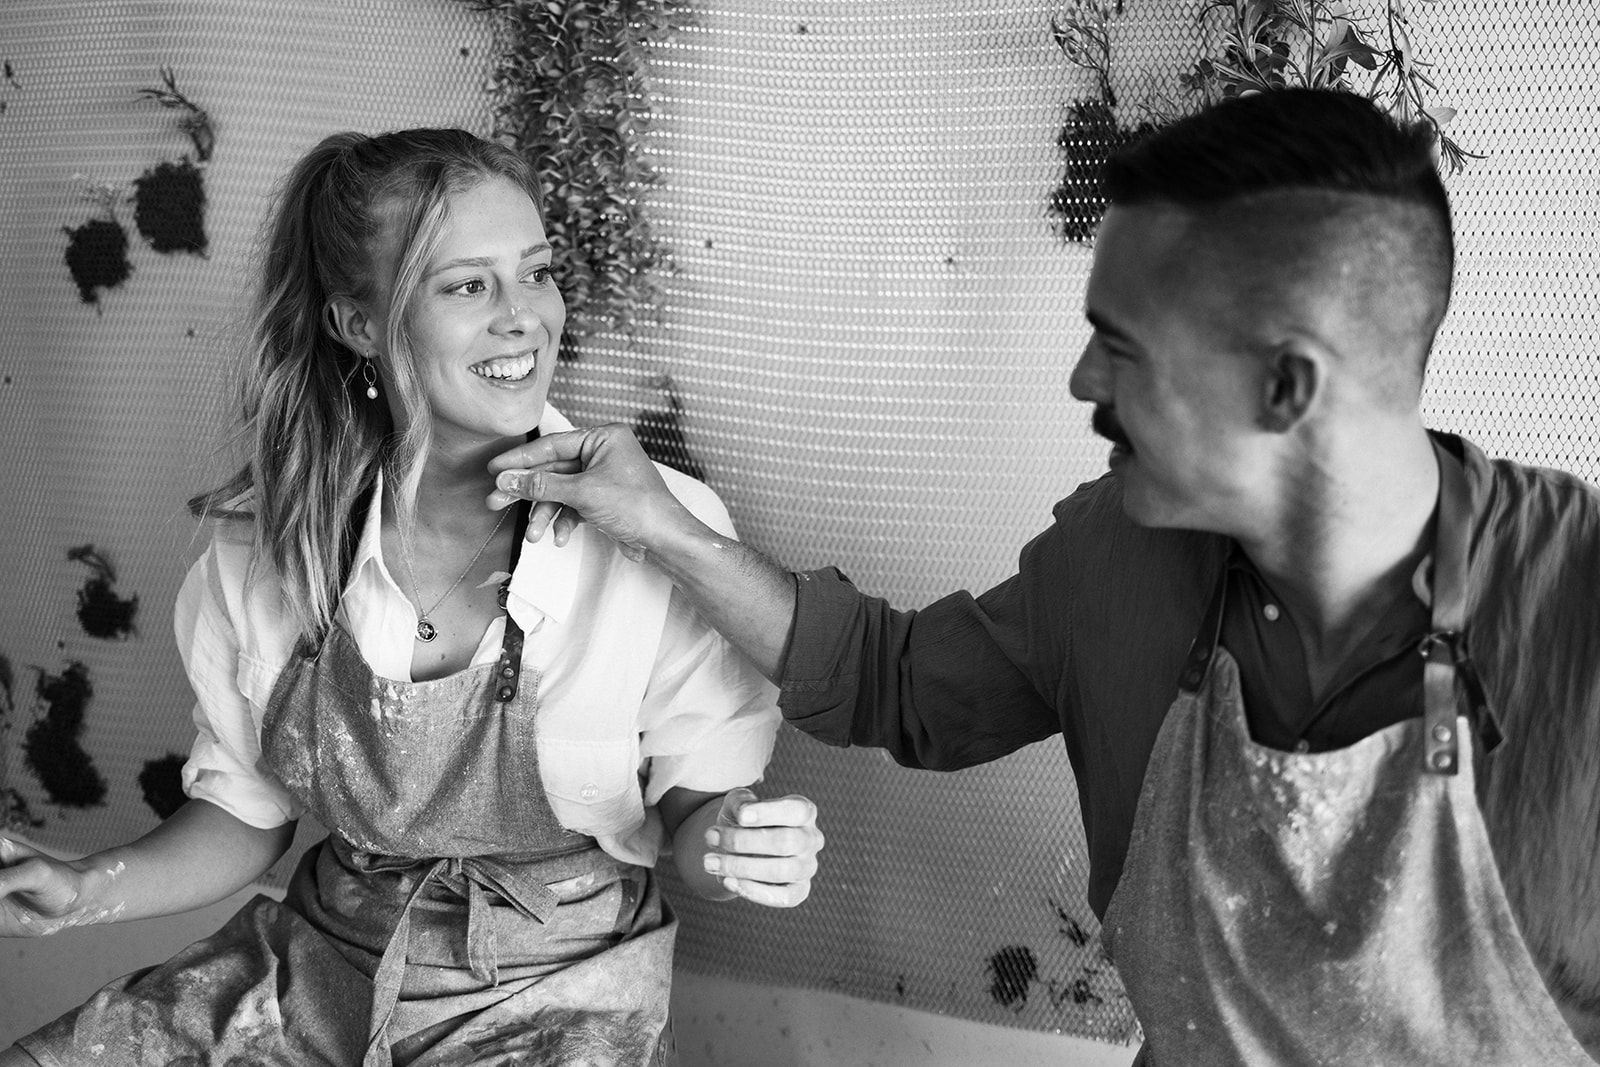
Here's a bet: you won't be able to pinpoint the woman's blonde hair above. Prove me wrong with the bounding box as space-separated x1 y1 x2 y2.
190 128 544 638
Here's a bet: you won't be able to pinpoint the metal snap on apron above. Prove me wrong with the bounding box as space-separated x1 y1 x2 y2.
1100 445 1594 1066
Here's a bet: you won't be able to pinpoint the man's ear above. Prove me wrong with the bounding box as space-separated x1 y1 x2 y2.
1259 342 1320 433
326 297 380 355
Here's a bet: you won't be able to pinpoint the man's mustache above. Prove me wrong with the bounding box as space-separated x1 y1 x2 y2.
1092 405 1131 450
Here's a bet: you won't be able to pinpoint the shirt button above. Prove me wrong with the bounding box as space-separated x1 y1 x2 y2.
580 784 599 800
1293 739 1311 753
1263 604 1281 622
500 665 515 679
497 686 514 701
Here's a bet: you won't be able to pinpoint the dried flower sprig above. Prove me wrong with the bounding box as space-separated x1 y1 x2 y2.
70 173 131 219
1048 0 1478 243
136 66 215 162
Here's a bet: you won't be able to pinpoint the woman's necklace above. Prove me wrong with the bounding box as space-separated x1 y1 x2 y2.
401 508 510 643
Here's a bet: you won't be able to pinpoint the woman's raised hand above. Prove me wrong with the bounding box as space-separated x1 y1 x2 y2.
701 787 825 909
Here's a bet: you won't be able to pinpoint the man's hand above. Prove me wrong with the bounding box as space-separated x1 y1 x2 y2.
487 424 697 560
490 422 799 680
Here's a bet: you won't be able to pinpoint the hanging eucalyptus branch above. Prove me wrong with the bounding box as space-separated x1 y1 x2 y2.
462 0 687 359
1049 0 1478 243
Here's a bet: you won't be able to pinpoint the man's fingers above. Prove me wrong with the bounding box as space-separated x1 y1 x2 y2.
525 501 561 543
494 468 584 508
486 429 592 474
550 506 583 548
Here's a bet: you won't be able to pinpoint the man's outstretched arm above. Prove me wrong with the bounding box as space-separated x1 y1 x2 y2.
487 424 796 681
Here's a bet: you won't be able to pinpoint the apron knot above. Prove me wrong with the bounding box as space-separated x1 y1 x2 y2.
361 852 564 1066
444 855 563 984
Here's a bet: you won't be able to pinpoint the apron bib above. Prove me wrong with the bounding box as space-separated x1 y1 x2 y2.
253 514 678 1067
1101 446 1592 1066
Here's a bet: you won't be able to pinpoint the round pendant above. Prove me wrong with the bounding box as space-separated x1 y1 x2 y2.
416 618 438 643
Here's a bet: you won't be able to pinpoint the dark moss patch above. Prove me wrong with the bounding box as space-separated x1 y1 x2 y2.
132 159 207 256
633 388 705 481
63 218 132 305
986 944 1038 1009
68 544 138 639
1049 98 1157 244
138 753 188 819
24 661 107 808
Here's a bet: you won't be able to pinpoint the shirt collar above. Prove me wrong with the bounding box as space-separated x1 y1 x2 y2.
349 470 389 588
1225 541 1434 612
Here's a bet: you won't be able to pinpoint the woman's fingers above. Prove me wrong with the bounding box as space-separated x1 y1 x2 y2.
720 874 813 909
703 792 824 907
709 824 822 865
0 835 48 866
0 843 91 935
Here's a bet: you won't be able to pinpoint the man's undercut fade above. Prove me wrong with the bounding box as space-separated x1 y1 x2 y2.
1104 88 1455 385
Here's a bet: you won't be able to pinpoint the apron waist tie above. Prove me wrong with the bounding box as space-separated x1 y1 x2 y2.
360 853 564 1067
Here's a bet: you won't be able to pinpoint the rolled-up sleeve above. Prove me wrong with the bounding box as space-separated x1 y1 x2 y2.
637 585 780 805
173 540 301 828
779 556 1063 771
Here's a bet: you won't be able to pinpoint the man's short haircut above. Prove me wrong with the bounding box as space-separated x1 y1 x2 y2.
1103 89 1451 252
1104 89 1455 387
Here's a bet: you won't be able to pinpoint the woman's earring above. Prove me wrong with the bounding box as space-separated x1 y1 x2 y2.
362 357 379 401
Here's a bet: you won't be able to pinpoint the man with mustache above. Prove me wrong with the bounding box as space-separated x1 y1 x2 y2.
486 89 1600 1064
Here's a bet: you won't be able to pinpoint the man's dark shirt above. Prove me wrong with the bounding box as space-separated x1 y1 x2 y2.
777 432 1600 1017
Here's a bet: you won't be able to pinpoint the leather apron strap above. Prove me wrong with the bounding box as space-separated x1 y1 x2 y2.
1418 439 1502 773
1177 440 1503 772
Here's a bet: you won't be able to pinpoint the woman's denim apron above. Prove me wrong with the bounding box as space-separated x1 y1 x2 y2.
20 504 676 1067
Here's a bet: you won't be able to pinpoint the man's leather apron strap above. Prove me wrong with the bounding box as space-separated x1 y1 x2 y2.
1178 441 1503 775
1419 440 1503 774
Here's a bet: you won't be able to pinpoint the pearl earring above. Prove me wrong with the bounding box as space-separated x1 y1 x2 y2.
362 357 379 400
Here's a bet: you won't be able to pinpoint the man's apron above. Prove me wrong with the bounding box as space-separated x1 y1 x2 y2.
1100 446 1592 1065
20 508 676 1067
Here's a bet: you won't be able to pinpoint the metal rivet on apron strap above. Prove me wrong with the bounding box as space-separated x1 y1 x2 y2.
496 623 525 703
1420 631 1461 775
494 507 532 705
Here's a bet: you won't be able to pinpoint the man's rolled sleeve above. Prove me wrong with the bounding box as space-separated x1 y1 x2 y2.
778 559 1062 771
778 567 877 745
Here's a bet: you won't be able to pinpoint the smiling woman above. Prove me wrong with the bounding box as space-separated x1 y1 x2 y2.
0 128 825 1067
